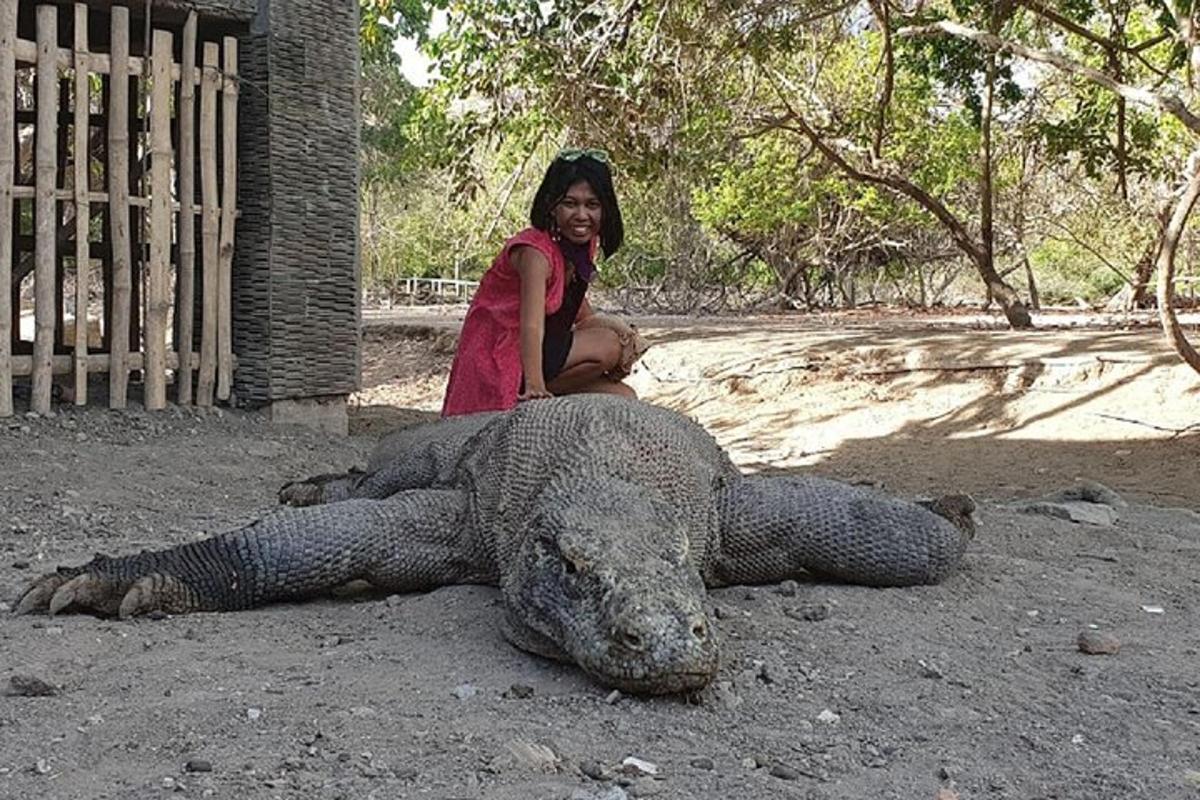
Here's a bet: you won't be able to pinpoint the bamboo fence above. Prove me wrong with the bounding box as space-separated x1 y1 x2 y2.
0 3 239 416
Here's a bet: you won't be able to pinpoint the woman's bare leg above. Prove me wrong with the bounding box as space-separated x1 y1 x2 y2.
547 327 622 394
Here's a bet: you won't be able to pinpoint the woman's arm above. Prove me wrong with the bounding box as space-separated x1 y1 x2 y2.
512 246 553 400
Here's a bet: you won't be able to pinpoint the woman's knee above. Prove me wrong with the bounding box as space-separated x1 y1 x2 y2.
612 381 637 399
597 329 623 372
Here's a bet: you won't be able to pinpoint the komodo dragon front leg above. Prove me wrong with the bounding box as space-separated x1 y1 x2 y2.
709 475 975 588
15 491 495 618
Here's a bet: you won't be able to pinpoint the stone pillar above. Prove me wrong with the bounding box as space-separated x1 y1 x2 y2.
232 0 361 418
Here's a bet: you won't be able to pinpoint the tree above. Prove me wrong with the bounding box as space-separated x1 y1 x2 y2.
899 6 1200 373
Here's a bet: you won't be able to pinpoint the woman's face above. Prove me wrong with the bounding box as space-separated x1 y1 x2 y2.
554 180 602 244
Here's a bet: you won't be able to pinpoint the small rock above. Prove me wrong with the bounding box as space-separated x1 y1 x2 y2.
689 757 714 770
935 789 960 800
11 560 29 570
579 760 608 781
503 684 534 699
1018 500 1116 526
785 603 830 622
245 708 262 721
769 763 800 781
451 683 477 700
918 659 944 679
627 779 663 798
816 709 841 724
161 777 176 789
1140 605 1165 614
1077 630 1121 655
621 756 659 776
571 788 628 800
1049 481 1127 508
605 689 622 704
1183 770 1200 789
775 580 799 597
7 675 59 697
495 739 559 774
385 594 405 608
185 759 213 773
740 756 758 769
34 759 51 775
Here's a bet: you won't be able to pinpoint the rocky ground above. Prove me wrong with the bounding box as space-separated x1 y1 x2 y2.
2 310 1199 800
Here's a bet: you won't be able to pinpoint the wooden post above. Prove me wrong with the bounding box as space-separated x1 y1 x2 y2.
144 29 172 410
197 42 219 407
72 3 90 405
107 5 131 408
32 5 59 415
0 1 15 417
216 37 238 402
176 12 197 404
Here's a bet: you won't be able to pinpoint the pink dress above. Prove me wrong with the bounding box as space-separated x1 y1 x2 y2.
441 228 569 416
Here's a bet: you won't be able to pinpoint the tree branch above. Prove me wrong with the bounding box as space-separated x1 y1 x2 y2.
896 20 1200 135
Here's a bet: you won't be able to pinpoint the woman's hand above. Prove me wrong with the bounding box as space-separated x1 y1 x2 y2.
518 383 554 402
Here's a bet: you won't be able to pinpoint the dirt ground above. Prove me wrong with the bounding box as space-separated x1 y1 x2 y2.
3 310 1199 800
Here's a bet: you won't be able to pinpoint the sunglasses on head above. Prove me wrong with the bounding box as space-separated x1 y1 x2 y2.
557 147 610 164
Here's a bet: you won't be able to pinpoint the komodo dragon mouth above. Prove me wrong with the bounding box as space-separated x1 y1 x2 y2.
14 395 973 695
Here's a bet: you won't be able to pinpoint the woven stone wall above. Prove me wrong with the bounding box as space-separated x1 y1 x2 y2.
233 0 361 404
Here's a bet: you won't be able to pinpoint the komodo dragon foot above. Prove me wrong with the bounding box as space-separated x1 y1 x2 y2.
278 468 365 507
14 559 204 618
918 494 977 539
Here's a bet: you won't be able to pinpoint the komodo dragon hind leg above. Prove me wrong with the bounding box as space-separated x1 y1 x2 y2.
710 475 974 588
280 448 461 507
278 468 366 506
16 490 495 618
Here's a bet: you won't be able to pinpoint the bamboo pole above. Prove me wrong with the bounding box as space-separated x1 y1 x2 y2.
12 184 232 210
144 29 172 410
216 37 238 402
176 12 197 405
197 42 219 407
72 3 90 405
32 5 59 415
107 5 131 408
0 1 15 417
12 350 222 376
15 38 213 84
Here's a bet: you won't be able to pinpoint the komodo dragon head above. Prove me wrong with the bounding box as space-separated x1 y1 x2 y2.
501 479 718 694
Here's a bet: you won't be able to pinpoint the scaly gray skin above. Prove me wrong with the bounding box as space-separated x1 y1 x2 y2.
15 395 974 695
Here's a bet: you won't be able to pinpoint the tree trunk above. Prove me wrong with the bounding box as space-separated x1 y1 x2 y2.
1023 255 1040 310
979 44 1033 328
1156 165 1200 375
1129 201 1172 308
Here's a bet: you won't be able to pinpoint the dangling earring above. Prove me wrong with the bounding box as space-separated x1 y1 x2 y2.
550 219 560 241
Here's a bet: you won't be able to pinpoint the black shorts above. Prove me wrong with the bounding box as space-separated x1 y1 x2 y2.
520 330 573 393
541 330 573 382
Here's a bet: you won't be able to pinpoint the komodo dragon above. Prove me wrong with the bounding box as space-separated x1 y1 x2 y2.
14 395 975 695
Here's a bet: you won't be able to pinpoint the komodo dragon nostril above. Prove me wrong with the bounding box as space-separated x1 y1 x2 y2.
691 619 708 642
621 630 644 651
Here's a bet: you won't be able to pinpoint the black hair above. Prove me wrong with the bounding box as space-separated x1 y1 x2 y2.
529 155 624 257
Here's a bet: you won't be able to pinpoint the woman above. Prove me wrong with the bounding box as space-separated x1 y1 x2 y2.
441 149 640 417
